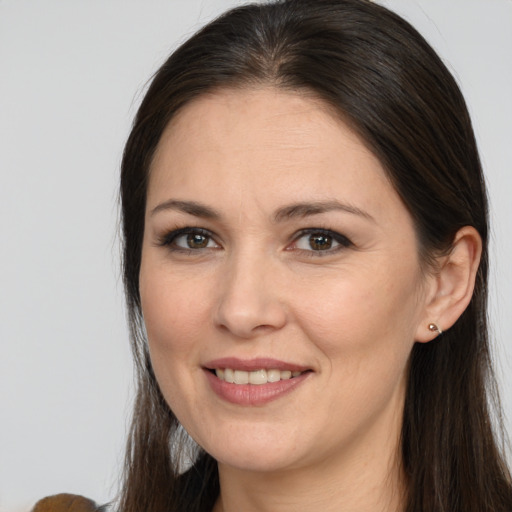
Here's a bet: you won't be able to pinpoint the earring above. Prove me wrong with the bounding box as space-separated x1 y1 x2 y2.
428 323 443 335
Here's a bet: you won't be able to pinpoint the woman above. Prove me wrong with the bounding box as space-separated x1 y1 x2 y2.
34 0 512 511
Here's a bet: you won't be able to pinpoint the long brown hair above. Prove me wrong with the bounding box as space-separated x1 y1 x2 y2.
119 1 512 510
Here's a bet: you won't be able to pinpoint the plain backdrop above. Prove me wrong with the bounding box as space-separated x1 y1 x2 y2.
1 1 511 510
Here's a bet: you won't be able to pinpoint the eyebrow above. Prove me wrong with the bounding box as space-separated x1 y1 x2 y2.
150 198 374 222
273 200 374 223
150 199 221 219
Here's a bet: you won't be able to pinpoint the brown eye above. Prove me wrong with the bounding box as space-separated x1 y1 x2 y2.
160 228 219 251
309 233 333 251
186 233 209 248
292 229 352 255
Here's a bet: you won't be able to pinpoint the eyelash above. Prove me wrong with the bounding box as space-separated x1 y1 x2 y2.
157 227 353 256
289 228 352 257
157 227 219 254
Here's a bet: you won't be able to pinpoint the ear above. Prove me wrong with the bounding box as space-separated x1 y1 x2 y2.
415 226 482 343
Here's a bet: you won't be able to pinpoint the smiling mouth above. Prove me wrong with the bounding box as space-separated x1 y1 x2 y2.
212 368 308 385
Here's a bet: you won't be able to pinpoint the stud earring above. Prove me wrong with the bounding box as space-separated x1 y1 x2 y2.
428 323 443 335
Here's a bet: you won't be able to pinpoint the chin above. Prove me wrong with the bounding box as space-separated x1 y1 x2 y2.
212 446 298 473
193 424 305 473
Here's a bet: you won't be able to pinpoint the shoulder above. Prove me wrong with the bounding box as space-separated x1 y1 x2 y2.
32 494 99 512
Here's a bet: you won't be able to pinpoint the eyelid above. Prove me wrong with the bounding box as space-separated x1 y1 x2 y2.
157 227 220 250
156 226 352 255
288 228 353 254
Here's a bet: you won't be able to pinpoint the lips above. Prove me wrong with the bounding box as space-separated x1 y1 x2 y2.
204 357 309 372
203 358 312 406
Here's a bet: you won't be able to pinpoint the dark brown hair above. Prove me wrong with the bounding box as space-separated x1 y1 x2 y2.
119 1 512 510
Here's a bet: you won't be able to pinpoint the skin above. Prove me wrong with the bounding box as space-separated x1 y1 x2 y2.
139 88 480 512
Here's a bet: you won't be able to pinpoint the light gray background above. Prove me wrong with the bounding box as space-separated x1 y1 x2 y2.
1 1 511 510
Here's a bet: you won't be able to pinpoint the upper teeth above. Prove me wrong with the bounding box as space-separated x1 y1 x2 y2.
215 368 302 385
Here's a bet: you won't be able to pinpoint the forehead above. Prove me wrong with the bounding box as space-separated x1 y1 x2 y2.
148 87 400 222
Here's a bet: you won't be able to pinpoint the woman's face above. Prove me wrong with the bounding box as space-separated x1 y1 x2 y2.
139 88 434 474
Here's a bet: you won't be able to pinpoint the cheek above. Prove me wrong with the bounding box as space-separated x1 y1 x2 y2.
139 265 212 418
139 260 211 364
289 268 421 434
290 261 423 367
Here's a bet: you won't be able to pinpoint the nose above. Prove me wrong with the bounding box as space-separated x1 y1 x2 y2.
213 253 287 339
